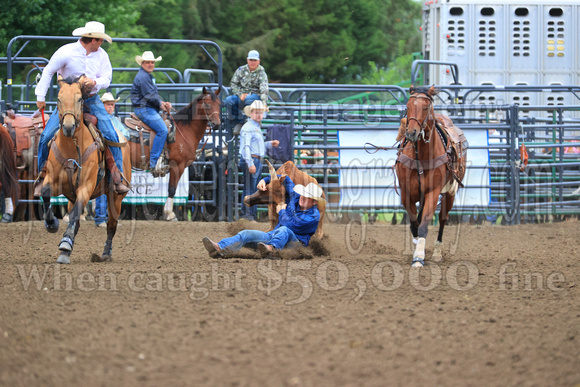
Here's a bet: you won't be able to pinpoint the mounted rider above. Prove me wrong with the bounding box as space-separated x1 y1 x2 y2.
130 50 172 177
34 21 130 195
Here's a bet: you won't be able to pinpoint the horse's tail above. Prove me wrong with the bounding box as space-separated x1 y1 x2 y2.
0 126 20 202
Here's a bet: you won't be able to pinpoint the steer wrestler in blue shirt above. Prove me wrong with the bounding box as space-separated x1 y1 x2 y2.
202 176 324 258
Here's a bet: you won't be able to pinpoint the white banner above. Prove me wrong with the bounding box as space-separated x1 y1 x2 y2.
51 169 189 205
337 127 490 208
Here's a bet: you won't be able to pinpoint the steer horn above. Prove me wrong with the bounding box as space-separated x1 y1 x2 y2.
266 159 278 181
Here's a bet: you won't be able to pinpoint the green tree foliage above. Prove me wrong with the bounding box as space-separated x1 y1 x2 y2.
137 0 421 84
360 41 417 86
1 0 421 86
0 0 145 84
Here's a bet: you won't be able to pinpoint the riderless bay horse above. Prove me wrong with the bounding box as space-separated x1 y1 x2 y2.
0 122 19 222
125 87 220 221
395 86 468 267
38 75 131 264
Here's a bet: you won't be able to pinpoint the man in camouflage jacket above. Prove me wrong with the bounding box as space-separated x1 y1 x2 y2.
225 50 269 132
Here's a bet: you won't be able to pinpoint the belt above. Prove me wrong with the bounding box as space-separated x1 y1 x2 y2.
251 154 263 160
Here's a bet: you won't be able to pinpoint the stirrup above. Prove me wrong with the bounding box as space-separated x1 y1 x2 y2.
151 158 169 177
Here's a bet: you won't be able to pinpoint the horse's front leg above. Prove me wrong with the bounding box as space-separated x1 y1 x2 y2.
40 181 59 233
162 167 181 222
401 191 419 239
57 187 91 264
432 192 456 262
412 192 439 268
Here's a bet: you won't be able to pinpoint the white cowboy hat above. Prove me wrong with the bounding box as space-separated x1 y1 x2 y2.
100 92 119 103
243 100 266 117
72 21 112 44
293 183 326 204
136 51 162 66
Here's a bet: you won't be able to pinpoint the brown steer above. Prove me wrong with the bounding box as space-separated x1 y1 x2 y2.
243 160 326 238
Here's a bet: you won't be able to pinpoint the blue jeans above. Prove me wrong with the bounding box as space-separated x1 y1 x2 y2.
38 95 123 172
224 94 261 124
94 194 107 225
134 107 168 169
240 156 262 220
218 226 300 252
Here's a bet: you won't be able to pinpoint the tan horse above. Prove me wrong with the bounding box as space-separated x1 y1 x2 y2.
126 87 221 221
395 86 467 267
38 75 131 264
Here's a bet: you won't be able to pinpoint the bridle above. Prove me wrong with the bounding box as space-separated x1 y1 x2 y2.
58 93 83 134
200 94 220 131
405 93 435 143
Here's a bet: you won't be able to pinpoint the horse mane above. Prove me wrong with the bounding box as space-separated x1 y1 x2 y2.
410 85 438 100
61 75 83 85
0 126 20 200
173 90 218 125
174 95 202 124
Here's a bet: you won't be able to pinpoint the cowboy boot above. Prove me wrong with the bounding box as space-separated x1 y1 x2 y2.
33 168 47 197
105 147 131 194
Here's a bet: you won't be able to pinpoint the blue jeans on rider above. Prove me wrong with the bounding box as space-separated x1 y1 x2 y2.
240 156 262 220
224 94 261 125
37 95 123 172
217 226 300 253
94 194 108 226
134 107 168 169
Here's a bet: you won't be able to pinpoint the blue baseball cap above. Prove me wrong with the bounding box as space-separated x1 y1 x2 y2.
247 50 260 60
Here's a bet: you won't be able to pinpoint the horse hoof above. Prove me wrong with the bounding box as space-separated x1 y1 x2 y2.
163 212 177 222
59 241 72 252
432 252 443 262
57 252 71 264
45 219 60 233
411 258 424 268
91 253 112 263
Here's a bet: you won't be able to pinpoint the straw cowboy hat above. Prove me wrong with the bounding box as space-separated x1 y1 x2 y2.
100 92 119 103
243 100 267 117
293 183 326 204
135 51 162 66
72 21 112 44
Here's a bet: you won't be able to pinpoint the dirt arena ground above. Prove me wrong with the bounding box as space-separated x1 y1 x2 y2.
0 218 579 386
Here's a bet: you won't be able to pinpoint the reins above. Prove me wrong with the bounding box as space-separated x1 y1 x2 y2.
364 142 399 154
